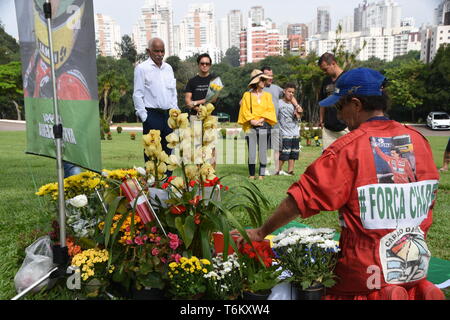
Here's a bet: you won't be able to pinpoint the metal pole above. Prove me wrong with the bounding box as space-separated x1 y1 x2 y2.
11 267 59 301
44 0 66 248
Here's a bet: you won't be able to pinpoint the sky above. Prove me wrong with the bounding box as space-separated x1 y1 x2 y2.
0 0 442 39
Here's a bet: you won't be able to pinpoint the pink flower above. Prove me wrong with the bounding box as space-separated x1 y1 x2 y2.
151 248 160 256
151 227 158 233
168 233 182 250
134 236 144 245
171 253 182 263
160 257 167 264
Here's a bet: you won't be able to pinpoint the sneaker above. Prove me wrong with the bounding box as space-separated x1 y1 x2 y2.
265 169 272 176
279 170 290 176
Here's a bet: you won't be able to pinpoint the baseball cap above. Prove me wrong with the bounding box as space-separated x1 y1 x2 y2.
319 68 386 107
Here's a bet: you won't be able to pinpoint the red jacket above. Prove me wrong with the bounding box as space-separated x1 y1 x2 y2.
287 120 439 296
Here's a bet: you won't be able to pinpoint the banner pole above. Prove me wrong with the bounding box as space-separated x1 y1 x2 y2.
43 0 67 249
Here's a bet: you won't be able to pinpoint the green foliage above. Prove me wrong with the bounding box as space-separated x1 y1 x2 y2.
0 61 23 119
222 46 240 67
0 24 20 64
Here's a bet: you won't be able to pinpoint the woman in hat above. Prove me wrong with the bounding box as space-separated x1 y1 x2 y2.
238 70 277 180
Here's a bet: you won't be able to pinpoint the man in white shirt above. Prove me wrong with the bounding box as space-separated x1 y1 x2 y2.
133 37 179 162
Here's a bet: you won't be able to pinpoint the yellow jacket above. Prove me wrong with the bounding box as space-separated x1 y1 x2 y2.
238 91 277 132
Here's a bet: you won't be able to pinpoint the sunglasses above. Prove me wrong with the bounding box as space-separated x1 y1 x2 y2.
199 62 211 66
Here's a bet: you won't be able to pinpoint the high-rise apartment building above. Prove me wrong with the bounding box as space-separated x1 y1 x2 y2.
178 3 220 62
228 10 243 49
94 14 122 58
216 17 229 54
249 6 265 26
287 23 309 39
317 7 331 34
132 0 174 56
434 0 450 25
354 0 401 32
239 20 281 65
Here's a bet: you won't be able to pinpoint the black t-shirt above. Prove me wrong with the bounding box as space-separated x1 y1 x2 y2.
185 74 215 115
319 75 347 132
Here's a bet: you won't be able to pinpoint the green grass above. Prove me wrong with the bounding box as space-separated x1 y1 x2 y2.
0 131 449 300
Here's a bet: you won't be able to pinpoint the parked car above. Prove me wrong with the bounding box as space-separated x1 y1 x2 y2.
426 112 450 130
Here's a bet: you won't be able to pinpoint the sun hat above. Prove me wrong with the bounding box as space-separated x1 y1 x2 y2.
248 69 272 88
319 68 386 107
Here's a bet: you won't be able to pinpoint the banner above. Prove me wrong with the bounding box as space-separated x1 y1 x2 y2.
15 0 101 172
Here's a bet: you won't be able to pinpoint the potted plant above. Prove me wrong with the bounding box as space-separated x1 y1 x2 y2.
204 253 243 300
272 227 340 300
129 132 136 140
238 240 281 300
116 126 123 134
167 256 211 299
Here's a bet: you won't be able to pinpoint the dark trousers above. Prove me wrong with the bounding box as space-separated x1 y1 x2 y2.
143 109 173 175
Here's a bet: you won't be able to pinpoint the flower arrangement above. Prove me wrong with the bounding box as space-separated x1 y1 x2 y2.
167 256 211 299
204 253 243 299
205 77 224 103
31 105 276 300
272 227 340 290
70 248 114 297
239 240 281 295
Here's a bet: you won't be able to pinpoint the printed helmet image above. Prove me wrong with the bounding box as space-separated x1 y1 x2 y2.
33 0 85 70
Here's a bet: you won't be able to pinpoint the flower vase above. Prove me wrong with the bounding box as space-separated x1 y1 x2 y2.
293 284 325 300
242 290 272 300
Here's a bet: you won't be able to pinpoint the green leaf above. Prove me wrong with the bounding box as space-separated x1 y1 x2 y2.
183 215 196 248
103 196 125 248
175 217 186 244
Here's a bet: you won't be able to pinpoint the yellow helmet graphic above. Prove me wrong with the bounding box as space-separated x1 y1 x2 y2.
33 0 85 70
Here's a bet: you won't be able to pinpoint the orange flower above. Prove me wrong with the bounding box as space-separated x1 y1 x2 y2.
170 205 186 215
66 238 81 257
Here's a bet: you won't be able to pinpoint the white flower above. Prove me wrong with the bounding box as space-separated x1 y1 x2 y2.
68 195 88 208
134 166 147 176
147 175 155 186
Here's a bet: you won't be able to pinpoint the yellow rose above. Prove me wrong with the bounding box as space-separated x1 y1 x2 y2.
167 155 180 171
168 117 178 129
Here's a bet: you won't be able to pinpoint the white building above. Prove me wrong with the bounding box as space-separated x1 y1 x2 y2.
178 3 220 62
249 6 264 26
94 14 121 58
354 0 401 32
420 25 450 63
216 17 229 55
434 0 450 25
338 16 354 33
317 6 331 34
306 26 421 62
132 0 174 56
228 10 243 49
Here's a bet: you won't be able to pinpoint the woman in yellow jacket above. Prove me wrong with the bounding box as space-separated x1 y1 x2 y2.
238 70 277 180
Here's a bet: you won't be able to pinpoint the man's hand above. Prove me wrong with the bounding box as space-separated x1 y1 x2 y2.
232 228 266 248
250 118 264 127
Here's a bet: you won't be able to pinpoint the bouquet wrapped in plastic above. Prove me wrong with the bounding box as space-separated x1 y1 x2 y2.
205 77 224 103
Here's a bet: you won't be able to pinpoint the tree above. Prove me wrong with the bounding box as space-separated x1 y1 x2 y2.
117 35 138 64
222 46 240 67
0 61 24 120
0 24 20 64
384 59 426 121
98 69 129 124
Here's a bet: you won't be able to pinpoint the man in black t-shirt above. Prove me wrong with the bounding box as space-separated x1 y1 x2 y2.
184 53 217 116
318 53 349 149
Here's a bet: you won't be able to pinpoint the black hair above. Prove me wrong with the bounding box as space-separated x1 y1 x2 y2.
197 53 212 65
284 82 297 90
318 52 337 66
261 66 272 72
341 92 391 112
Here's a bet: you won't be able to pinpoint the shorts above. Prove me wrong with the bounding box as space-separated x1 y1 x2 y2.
279 136 300 161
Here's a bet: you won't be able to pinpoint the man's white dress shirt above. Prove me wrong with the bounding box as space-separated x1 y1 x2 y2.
133 58 179 122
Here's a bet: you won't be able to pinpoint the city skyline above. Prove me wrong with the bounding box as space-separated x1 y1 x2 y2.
0 0 440 39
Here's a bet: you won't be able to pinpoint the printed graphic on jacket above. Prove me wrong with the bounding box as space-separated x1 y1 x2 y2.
379 227 430 284
370 135 417 184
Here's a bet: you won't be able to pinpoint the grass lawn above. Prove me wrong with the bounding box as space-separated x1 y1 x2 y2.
0 130 448 300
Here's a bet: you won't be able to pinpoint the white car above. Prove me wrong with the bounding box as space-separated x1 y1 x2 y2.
426 112 450 130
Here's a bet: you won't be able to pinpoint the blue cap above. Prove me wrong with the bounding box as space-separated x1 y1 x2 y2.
319 68 386 107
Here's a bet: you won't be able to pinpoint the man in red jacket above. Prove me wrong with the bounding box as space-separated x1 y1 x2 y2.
237 68 444 300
